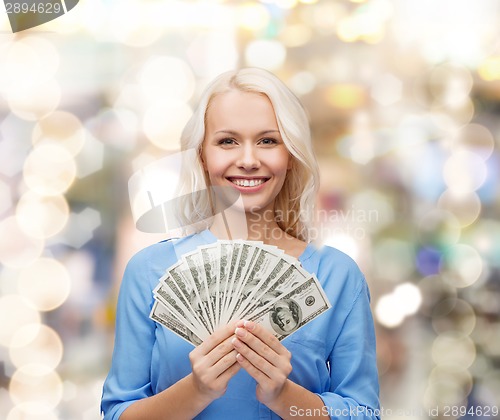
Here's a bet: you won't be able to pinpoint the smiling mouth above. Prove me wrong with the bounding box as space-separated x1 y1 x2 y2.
227 178 269 187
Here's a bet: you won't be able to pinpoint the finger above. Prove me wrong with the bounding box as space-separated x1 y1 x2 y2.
196 321 238 356
212 349 240 377
232 337 274 380
234 351 273 384
239 320 288 357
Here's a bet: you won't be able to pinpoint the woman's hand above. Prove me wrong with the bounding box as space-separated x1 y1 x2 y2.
231 320 292 406
189 321 241 402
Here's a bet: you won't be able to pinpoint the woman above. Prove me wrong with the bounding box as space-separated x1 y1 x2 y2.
101 68 380 419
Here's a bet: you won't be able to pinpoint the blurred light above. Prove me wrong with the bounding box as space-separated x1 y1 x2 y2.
0 179 12 216
417 210 461 248
325 84 366 110
58 207 101 249
478 55 500 81
142 101 192 150
371 73 402 106
480 323 500 358
186 30 239 79
431 298 476 336
323 233 359 261
0 37 58 96
7 79 61 121
437 189 481 227
373 239 414 283
245 40 286 71
424 366 473 411
16 192 70 239
275 0 298 9
18 258 71 312
74 133 105 178
418 275 457 318
428 63 473 104
0 295 41 347
0 114 34 177
109 0 163 47
9 365 63 413
32 111 86 157
138 56 195 104
0 217 44 269
443 150 486 194
394 283 422 315
464 220 500 268
288 71 316 96
416 247 441 276
375 294 405 328
7 406 58 420
85 108 139 151
9 324 63 371
236 2 270 31
280 24 313 47
441 244 484 288
347 189 394 233
455 123 495 160
432 333 476 369
23 144 76 196
375 282 421 328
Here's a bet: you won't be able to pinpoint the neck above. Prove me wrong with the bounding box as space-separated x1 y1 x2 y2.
209 207 285 244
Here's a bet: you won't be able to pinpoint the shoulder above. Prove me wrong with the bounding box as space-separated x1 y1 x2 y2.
303 243 369 302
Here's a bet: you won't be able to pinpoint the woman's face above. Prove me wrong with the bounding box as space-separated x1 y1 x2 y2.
201 90 291 216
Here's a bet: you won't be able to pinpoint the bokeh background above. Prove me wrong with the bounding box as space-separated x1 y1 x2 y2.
1 0 500 419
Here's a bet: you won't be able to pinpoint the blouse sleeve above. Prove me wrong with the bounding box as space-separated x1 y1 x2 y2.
317 275 380 420
100 247 159 420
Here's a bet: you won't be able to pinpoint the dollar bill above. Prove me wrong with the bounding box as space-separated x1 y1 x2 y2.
150 301 203 346
248 276 332 341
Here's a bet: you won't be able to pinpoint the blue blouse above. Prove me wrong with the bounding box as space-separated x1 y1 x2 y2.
101 230 380 419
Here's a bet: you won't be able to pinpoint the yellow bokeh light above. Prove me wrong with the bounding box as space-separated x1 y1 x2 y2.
432 333 476 369
16 192 70 239
9 324 63 371
443 150 486 195
237 2 270 31
280 24 313 47
18 258 71 312
9 365 63 413
138 56 195 104
245 40 287 71
7 79 61 121
23 144 77 197
142 101 192 151
437 189 481 227
325 84 366 110
0 217 44 269
478 56 500 81
0 295 41 347
32 111 86 157
7 405 58 420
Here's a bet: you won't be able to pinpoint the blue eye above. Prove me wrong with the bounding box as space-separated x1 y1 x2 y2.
260 138 278 145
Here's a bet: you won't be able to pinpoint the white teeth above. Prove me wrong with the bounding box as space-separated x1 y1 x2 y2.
231 179 265 187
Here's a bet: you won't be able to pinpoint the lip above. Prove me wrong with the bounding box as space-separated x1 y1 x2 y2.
226 176 270 193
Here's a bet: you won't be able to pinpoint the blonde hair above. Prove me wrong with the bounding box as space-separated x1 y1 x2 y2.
176 68 319 242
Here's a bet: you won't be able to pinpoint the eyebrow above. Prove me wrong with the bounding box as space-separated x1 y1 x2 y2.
214 129 281 136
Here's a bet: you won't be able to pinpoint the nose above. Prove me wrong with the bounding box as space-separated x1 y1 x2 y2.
236 143 260 170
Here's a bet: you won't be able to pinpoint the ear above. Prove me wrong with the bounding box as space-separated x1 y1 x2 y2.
199 147 207 171
287 155 293 170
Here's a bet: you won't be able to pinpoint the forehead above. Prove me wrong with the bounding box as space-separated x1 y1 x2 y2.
205 90 278 130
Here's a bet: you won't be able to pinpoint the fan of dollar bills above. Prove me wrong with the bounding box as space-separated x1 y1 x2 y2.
150 240 331 346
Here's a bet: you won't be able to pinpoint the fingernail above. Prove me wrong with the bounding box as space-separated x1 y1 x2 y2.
231 337 240 347
243 320 255 330
235 327 246 338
